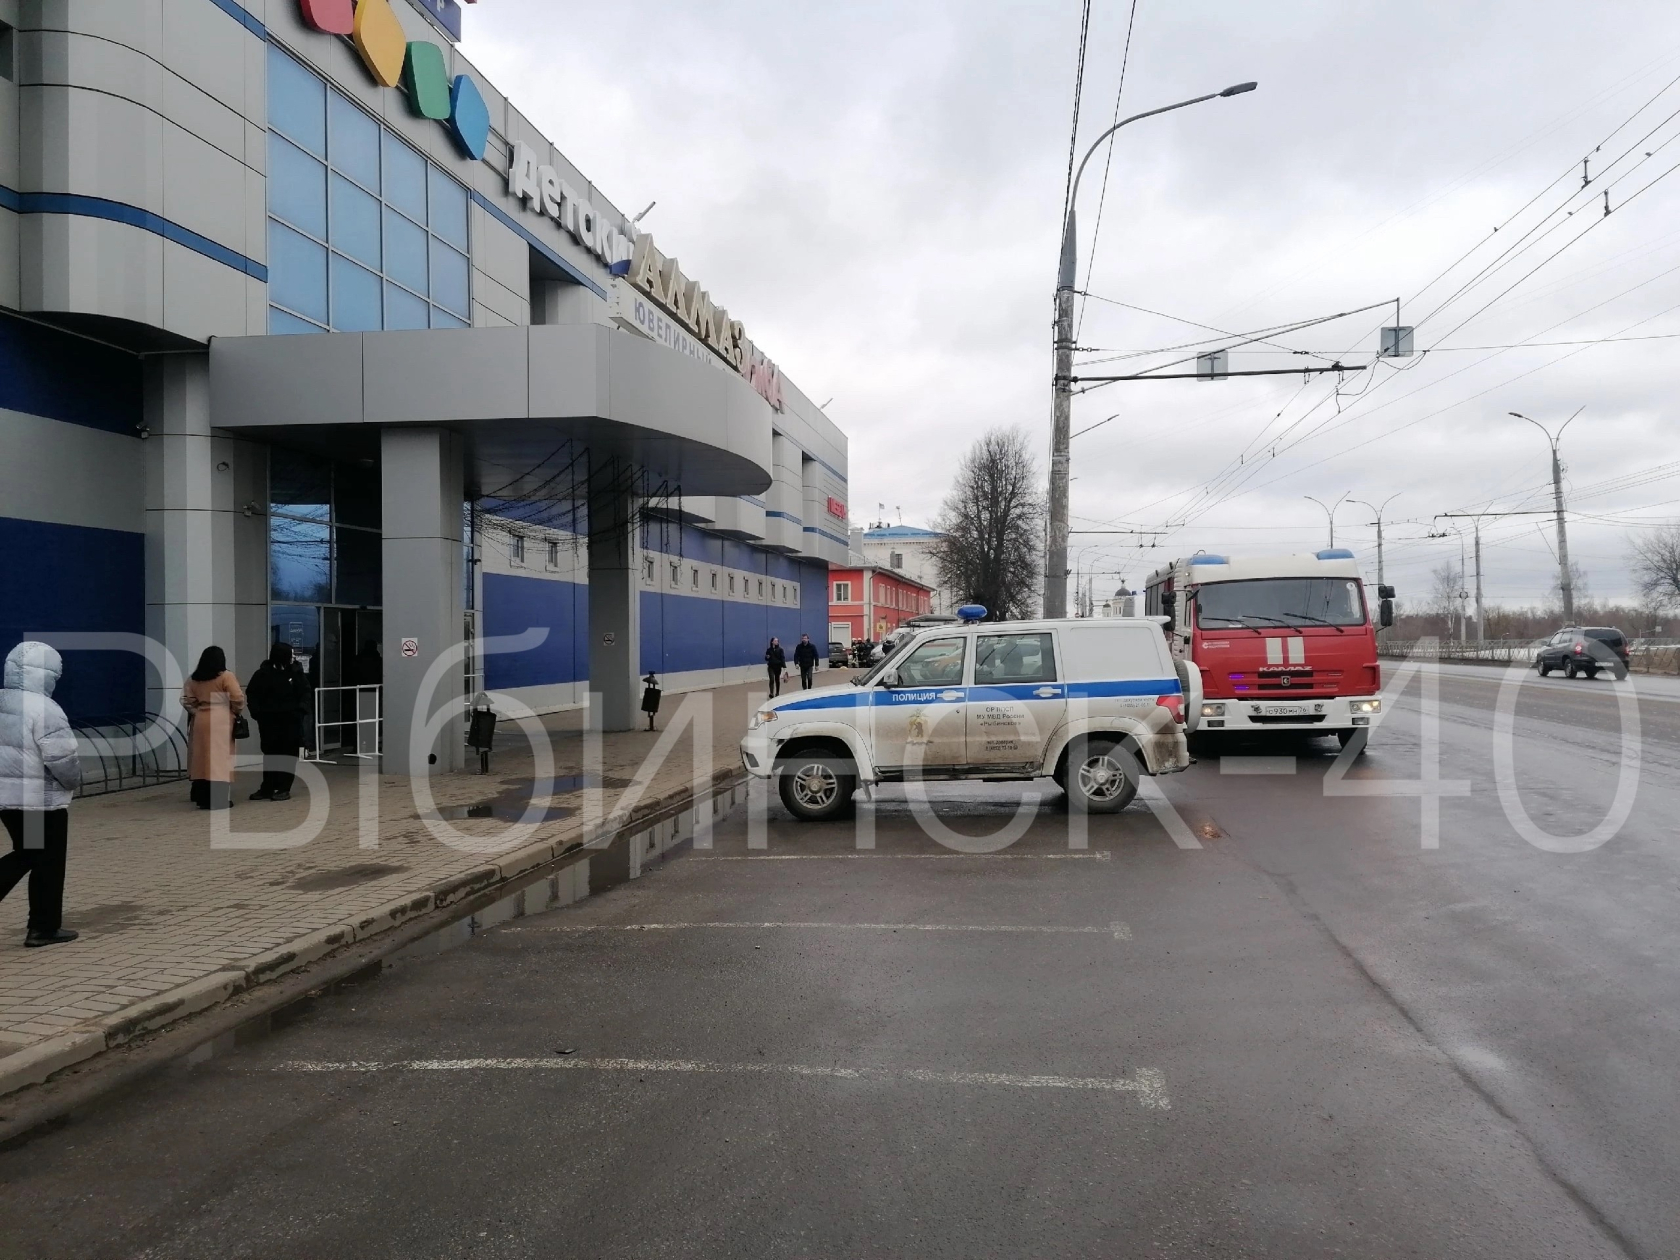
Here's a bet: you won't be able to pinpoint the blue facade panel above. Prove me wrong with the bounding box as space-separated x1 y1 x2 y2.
0 517 145 721
482 572 586 688
0 312 142 436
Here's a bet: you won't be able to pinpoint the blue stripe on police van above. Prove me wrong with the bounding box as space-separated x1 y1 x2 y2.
772 678 1181 713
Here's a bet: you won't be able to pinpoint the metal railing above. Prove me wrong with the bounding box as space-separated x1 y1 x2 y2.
303 684 382 763
1379 638 1680 671
71 712 191 798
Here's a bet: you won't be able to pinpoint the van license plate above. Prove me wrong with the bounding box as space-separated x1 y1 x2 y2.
1262 704 1308 716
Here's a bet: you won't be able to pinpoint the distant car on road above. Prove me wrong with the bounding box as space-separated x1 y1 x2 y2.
828 641 850 667
1535 626 1630 679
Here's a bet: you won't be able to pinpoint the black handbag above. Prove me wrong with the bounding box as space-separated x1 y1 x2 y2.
233 714 251 740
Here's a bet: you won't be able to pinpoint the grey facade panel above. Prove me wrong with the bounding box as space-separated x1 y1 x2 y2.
209 329 364 427
362 327 530 425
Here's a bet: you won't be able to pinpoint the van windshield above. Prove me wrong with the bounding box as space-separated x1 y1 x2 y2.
1195 577 1366 629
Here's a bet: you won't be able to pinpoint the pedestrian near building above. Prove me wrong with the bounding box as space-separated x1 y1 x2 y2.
246 643 312 801
765 638 787 698
182 646 245 810
0 642 82 947
793 634 819 690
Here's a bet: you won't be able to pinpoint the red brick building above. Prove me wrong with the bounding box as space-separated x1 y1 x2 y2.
827 566 936 645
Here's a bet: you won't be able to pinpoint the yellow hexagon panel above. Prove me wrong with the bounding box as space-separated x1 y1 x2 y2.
353 0 407 88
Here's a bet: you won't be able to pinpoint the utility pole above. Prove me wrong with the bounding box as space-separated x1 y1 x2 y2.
1304 492 1351 548
1046 81 1257 619
1473 520 1483 643
1436 509 1552 642
1352 493 1400 638
1509 409 1582 620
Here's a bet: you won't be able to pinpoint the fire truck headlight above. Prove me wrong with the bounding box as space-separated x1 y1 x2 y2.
1201 702 1226 718
1349 699 1381 714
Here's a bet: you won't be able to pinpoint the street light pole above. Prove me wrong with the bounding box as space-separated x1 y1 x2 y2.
1351 493 1400 590
1304 492 1352 548
1509 409 1582 621
1046 80 1258 619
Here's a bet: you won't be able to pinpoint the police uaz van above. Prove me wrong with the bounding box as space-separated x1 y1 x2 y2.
740 607 1196 821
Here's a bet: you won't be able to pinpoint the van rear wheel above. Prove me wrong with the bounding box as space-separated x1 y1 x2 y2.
1065 739 1140 814
776 756 856 822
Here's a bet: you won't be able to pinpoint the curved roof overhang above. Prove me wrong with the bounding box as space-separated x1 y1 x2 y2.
207 324 773 497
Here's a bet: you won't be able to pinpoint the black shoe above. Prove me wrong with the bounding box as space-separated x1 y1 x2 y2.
25 929 78 948
249 789 274 801
270 791 291 802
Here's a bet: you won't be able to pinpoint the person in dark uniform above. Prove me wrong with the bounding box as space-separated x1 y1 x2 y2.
246 643 312 801
765 638 787 698
793 634 819 689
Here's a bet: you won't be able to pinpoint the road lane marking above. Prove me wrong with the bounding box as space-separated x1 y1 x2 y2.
269 1056 1170 1107
1219 756 1297 775
689 852 1112 861
508 920 1133 939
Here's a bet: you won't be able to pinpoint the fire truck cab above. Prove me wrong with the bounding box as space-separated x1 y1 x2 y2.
1144 550 1391 748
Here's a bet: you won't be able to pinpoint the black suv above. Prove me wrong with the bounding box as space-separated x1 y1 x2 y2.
1534 626 1630 680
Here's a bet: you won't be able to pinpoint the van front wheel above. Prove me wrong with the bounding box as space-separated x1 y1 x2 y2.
776 757 856 821
1065 739 1140 814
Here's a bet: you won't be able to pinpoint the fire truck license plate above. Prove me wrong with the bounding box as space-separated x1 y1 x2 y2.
1262 704 1309 716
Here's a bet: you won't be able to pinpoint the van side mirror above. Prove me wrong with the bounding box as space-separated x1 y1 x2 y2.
1377 584 1396 600
1379 598 1394 628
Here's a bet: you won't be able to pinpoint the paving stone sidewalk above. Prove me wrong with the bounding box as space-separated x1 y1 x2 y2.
0 677 780 1089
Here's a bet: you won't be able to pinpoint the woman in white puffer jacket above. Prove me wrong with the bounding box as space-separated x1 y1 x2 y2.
0 642 82 947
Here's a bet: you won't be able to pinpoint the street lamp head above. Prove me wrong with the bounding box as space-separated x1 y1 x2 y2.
1220 81 1258 96
1508 411 1529 420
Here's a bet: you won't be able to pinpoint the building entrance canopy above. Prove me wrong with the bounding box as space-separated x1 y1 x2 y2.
208 323 775 498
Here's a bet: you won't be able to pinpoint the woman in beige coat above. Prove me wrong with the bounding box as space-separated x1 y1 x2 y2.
181 646 245 810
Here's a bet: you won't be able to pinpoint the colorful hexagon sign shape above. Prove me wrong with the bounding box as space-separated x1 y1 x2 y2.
352 0 407 89
403 41 452 120
298 0 354 35
448 75 490 160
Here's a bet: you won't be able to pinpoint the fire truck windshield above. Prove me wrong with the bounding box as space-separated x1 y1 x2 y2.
1195 578 1365 629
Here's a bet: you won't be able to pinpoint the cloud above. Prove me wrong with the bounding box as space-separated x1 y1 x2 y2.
464 0 1680 606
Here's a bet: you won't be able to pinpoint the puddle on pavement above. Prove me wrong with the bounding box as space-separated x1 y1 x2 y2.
428 800 577 823
420 772 635 823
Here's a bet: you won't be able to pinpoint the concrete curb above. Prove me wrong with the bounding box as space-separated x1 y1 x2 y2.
0 768 750 1117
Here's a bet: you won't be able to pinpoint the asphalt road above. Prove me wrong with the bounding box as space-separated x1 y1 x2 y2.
1 662 1675 1259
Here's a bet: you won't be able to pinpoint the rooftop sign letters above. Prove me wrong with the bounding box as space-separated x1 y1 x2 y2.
297 0 489 159
626 234 785 412
506 143 634 275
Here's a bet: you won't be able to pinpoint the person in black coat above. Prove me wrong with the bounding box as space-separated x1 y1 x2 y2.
246 643 313 801
793 634 819 690
764 638 787 698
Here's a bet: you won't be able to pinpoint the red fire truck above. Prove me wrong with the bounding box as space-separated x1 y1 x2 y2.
1143 550 1394 748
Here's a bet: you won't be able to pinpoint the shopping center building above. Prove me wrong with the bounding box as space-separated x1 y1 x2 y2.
0 0 849 771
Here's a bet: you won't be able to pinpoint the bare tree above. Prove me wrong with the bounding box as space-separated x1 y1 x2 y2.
931 427 1044 620
1428 561 1461 631
1631 525 1680 608
1547 560 1591 618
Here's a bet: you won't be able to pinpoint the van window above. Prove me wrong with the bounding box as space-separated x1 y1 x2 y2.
974 632 1056 685
895 636 966 686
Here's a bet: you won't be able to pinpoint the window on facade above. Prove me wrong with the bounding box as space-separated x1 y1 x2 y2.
757 579 765 598
833 581 851 602
691 567 700 590
269 448 382 607
266 46 471 335
510 535 525 564
729 573 737 595
547 540 560 568
710 570 719 592
670 561 681 587
890 552 903 569
643 556 656 584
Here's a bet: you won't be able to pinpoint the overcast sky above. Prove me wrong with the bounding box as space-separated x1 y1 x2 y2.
463 0 1680 612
